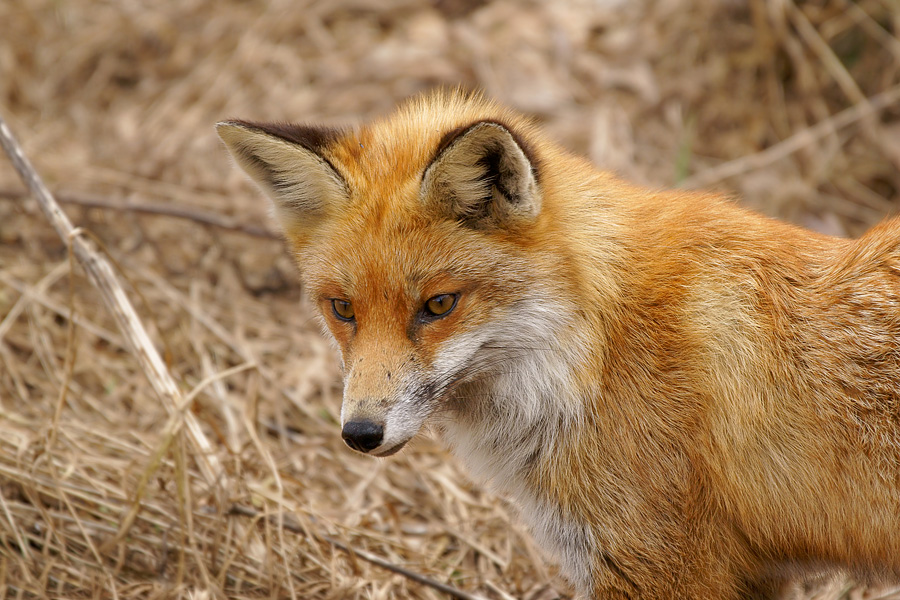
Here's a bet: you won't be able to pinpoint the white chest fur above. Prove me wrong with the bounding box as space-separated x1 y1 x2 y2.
435 296 596 594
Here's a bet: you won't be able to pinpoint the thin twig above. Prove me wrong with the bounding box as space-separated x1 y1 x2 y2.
680 84 900 190
786 0 867 106
100 361 254 553
0 261 68 344
785 0 891 159
0 114 223 487
833 0 900 63
228 504 492 600
0 186 278 239
47 234 80 452
483 580 519 600
0 270 125 348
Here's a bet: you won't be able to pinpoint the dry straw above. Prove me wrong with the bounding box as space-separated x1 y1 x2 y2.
1 0 898 598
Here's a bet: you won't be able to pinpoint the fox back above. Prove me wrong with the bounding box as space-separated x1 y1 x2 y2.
218 89 900 599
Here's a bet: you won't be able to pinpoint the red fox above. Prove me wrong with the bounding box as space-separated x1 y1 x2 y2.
218 89 900 599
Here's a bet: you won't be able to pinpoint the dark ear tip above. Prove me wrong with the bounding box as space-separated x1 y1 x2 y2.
215 120 276 139
216 121 348 154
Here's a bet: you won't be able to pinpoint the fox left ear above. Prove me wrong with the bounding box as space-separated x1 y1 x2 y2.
216 120 349 233
422 121 541 228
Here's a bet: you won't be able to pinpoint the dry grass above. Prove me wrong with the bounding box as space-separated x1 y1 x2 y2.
0 0 898 598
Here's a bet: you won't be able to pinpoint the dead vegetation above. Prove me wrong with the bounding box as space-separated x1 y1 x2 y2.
0 0 898 598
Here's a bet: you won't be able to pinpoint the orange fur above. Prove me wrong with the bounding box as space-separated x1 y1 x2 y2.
218 89 900 599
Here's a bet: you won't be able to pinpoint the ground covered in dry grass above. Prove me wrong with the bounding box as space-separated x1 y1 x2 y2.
1 0 899 598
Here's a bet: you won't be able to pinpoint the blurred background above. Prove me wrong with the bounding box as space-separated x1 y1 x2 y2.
1 0 898 598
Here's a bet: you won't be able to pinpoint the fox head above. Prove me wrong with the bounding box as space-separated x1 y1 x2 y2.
218 91 583 459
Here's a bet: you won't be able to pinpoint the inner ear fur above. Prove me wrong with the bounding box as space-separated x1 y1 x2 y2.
421 121 541 228
216 120 349 230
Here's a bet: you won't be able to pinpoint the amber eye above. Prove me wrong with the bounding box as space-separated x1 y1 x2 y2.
424 294 458 318
331 299 355 321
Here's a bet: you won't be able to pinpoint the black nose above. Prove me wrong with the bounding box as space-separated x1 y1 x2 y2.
341 420 384 453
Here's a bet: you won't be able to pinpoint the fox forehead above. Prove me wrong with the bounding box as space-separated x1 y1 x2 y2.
300 212 532 303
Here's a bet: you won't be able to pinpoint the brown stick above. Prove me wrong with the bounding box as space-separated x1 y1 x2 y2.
228 504 491 600
0 186 278 239
0 114 222 487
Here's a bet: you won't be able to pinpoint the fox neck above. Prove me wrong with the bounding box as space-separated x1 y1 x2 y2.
439 371 579 495
434 301 597 594
435 294 587 493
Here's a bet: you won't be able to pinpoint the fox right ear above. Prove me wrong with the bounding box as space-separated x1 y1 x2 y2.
421 120 540 229
216 120 349 230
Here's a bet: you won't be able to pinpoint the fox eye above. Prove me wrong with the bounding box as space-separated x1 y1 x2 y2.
424 294 458 318
331 299 355 321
